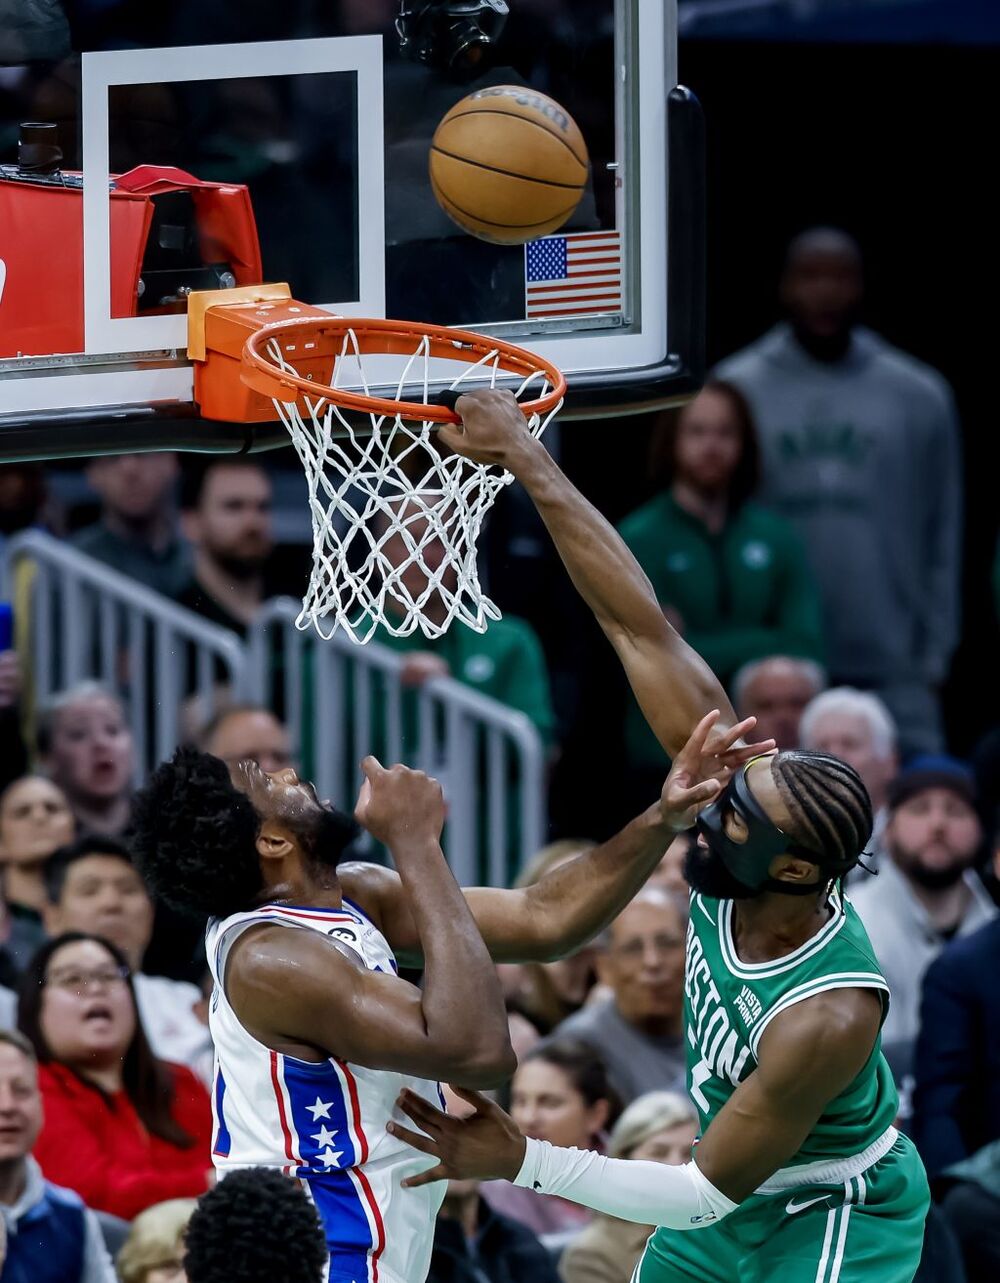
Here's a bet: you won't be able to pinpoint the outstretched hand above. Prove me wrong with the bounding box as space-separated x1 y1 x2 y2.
660 710 776 832
437 388 540 474
387 1086 527 1187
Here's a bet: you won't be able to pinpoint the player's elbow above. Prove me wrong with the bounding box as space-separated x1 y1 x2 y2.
448 1039 517 1089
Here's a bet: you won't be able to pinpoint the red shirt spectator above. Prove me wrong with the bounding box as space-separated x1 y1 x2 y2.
17 931 213 1220
33 1059 211 1221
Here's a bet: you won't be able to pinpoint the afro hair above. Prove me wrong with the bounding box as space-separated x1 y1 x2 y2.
184 1168 328 1283
131 746 264 921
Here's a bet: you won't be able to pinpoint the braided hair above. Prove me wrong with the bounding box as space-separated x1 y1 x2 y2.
771 750 874 882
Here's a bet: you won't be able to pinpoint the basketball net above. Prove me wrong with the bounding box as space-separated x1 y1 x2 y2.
263 327 561 644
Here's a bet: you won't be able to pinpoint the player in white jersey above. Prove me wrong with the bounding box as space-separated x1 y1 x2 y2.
133 737 769 1277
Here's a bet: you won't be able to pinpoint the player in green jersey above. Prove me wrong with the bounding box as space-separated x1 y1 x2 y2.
386 391 930 1283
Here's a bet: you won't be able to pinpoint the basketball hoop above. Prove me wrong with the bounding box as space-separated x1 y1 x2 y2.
193 296 565 643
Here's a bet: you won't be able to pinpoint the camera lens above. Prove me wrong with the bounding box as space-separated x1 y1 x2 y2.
446 19 490 74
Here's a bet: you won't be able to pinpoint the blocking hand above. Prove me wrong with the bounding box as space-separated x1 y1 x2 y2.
387 1086 527 1187
660 710 776 832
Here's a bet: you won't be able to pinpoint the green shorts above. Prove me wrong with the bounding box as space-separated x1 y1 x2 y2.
634 1135 930 1283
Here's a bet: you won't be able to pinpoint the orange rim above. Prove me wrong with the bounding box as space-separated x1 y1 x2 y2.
241 316 566 423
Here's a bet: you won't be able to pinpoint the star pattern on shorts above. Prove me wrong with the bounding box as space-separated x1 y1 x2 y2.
311 1125 339 1148
319 1145 344 1168
306 1097 333 1121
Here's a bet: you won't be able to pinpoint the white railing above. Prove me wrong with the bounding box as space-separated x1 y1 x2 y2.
1 531 246 783
1 536 547 883
246 598 547 885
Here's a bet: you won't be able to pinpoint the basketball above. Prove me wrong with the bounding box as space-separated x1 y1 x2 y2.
429 85 590 245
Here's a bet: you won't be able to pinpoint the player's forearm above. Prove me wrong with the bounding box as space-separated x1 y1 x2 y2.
512 444 738 752
528 804 673 960
512 444 667 641
394 838 515 1084
514 1138 737 1231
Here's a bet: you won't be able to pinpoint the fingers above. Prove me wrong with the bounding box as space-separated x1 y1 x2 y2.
719 739 777 765
359 755 384 782
353 777 372 822
436 423 466 453
678 709 721 763
385 1120 440 1157
401 1163 450 1189
448 1084 497 1116
397 1088 448 1133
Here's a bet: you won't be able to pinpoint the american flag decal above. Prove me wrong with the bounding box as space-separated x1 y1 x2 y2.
524 231 622 318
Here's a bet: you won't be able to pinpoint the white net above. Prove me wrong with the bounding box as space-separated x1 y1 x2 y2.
263 326 562 644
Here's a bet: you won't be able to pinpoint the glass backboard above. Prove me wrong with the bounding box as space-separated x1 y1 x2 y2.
0 1 702 460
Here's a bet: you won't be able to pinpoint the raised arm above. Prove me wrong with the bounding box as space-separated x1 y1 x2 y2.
440 391 738 757
387 986 884 1229
348 711 773 965
227 759 515 1088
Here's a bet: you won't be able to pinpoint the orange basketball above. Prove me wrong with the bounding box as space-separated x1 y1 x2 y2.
429 85 589 245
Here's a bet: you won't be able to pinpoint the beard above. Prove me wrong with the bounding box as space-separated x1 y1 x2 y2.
683 841 760 901
901 854 972 891
301 806 360 874
213 547 270 580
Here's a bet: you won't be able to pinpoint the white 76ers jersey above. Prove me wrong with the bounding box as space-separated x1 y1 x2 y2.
205 898 445 1283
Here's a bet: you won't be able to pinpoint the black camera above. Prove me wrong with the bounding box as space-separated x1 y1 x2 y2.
396 0 509 78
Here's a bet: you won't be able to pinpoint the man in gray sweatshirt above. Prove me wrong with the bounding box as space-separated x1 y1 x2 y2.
715 228 961 752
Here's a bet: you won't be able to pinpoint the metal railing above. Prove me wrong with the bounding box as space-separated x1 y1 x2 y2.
246 598 547 885
1 530 246 783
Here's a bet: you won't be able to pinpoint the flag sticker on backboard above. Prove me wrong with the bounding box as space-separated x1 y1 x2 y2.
525 231 622 319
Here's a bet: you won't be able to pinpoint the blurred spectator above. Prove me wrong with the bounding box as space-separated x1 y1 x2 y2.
732 655 826 751
498 841 601 1035
43 837 209 1082
117 1198 196 1283
372 504 555 747
618 382 823 782
17 933 212 1220
481 1041 614 1244
0 776 74 970
716 228 961 754
72 456 190 598
800 687 899 860
0 650 28 796
558 1090 698 1283
0 1029 116 1282
183 1168 328 1283
197 705 293 775
427 1084 560 1283
37 684 134 836
0 464 54 548
553 889 686 1104
850 760 997 1083
176 460 275 635
912 831 1000 1180
939 1141 1000 1283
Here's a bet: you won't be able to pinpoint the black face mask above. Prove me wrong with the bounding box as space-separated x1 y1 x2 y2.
682 839 760 900
694 759 825 897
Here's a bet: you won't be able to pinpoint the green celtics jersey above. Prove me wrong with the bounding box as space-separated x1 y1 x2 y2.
685 889 898 1168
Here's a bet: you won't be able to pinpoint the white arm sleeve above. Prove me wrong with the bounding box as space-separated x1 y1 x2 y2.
513 1138 738 1232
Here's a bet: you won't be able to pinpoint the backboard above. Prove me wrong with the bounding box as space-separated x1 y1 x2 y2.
0 1 702 461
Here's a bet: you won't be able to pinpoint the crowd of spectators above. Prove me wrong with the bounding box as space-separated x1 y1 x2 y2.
0 224 997 1283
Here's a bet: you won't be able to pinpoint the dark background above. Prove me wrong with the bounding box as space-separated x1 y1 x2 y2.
552 35 998 838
